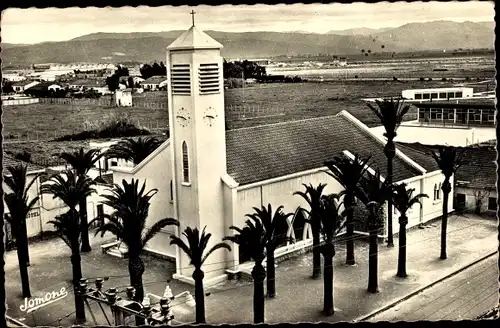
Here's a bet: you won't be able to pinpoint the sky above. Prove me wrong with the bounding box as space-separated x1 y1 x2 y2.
1 2 495 44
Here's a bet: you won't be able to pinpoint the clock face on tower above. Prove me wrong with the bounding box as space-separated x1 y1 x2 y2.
203 107 218 127
176 107 191 127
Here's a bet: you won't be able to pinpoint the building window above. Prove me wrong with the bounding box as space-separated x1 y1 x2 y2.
473 114 481 122
487 197 496 211
419 111 426 119
448 112 455 120
439 92 447 99
103 158 109 171
415 93 422 100
455 92 463 98
434 184 438 200
170 180 173 202
199 63 220 95
447 92 455 99
111 161 118 167
487 115 495 122
431 93 438 99
182 141 190 183
436 112 443 120
423 93 430 100
437 183 441 199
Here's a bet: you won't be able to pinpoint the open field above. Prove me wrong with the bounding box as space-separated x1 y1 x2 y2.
267 56 495 80
3 79 494 137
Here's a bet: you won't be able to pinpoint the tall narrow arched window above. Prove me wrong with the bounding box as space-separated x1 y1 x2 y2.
437 183 442 199
170 180 173 201
434 184 438 200
182 142 189 183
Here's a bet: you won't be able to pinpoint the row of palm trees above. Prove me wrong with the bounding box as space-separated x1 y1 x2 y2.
4 98 465 324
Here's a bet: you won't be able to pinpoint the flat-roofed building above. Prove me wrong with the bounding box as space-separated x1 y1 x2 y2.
415 102 495 128
402 87 474 101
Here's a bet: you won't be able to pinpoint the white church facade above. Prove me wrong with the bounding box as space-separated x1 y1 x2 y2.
103 24 453 286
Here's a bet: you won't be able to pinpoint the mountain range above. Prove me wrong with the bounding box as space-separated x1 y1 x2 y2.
1 20 494 66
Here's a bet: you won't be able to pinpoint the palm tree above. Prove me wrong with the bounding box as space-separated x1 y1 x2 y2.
91 179 178 303
41 170 96 323
391 183 428 278
4 164 41 298
105 136 162 165
355 169 392 293
318 193 347 315
324 153 372 265
294 183 327 279
224 218 267 323
431 146 465 260
59 147 103 252
246 204 293 298
170 226 231 323
367 97 411 247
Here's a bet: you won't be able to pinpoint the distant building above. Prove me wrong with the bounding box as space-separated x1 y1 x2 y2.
415 102 495 128
12 80 40 93
114 89 133 107
398 142 497 214
68 79 110 94
24 82 63 97
3 74 27 82
140 75 168 91
401 87 474 101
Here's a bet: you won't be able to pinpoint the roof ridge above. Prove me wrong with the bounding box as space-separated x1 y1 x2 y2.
227 114 341 133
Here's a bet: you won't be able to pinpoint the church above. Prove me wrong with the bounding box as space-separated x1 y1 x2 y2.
103 20 452 286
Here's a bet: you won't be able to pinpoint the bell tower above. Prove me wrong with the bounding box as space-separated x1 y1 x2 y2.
166 16 228 282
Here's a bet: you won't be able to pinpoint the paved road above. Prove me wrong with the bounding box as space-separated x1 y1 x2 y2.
368 255 498 322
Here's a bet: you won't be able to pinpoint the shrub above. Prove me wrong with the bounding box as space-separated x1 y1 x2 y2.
55 118 152 142
14 151 32 162
419 77 425 81
354 75 359 79
442 77 447 81
393 76 398 81
428 77 433 81
225 77 244 89
465 76 471 81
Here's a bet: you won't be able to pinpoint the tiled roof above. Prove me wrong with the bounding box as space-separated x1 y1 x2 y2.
226 112 423 186
3 156 45 175
395 142 440 172
396 142 496 190
166 26 223 51
95 173 114 185
12 80 36 87
142 76 167 84
69 79 107 87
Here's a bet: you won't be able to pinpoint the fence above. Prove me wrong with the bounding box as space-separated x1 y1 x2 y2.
2 98 39 106
38 97 114 106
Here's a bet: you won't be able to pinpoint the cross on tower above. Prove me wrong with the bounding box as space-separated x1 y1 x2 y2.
190 10 196 27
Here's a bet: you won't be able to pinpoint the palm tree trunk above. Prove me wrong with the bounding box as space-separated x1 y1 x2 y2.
385 141 395 248
70 247 86 323
312 224 322 279
79 198 92 252
367 226 379 293
16 237 31 298
396 216 408 278
322 252 335 315
129 254 145 326
345 193 355 265
440 181 451 260
192 269 206 324
20 219 30 266
128 255 145 302
266 248 276 298
252 260 266 323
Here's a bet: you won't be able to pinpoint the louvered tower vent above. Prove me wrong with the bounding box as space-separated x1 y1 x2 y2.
198 63 220 95
171 64 191 95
